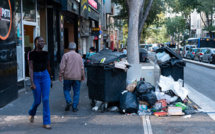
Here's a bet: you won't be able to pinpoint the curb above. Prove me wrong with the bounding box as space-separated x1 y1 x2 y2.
183 59 215 69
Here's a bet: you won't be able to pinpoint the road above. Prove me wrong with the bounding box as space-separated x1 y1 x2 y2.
184 62 215 102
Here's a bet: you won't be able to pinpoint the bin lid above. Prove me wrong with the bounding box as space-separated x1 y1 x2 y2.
139 48 148 54
156 46 182 60
88 49 126 64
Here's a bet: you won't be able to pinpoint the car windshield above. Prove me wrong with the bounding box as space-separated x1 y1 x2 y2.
201 49 207 53
212 49 215 53
193 49 198 52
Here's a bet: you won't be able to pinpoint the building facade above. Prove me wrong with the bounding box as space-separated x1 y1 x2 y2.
0 0 103 108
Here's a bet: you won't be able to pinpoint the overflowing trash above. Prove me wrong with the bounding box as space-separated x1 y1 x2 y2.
117 75 198 117
88 47 199 118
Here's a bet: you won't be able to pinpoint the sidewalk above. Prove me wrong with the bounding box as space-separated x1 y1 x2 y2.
0 79 144 134
1 78 215 134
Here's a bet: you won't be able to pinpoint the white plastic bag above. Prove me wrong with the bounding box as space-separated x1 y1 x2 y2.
158 76 189 100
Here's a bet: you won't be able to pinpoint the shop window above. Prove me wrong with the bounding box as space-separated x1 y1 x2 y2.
22 0 36 22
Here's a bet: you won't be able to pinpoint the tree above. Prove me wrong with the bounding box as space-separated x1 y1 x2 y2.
164 0 198 37
165 16 186 47
114 0 163 64
196 0 215 38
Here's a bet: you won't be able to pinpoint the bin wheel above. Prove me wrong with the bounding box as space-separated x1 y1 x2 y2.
90 99 96 107
100 103 108 113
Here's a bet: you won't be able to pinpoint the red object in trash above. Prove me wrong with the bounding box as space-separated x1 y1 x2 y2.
154 112 167 117
158 99 167 112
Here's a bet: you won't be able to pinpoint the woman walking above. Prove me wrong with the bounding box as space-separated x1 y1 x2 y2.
28 36 52 129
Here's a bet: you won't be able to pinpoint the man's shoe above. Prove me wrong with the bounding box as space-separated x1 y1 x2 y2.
43 124 52 129
65 102 72 111
73 108 78 112
29 116 34 123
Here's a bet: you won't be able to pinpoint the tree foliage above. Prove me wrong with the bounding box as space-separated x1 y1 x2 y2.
164 0 197 16
113 0 164 42
196 0 215 37
165 0 215 38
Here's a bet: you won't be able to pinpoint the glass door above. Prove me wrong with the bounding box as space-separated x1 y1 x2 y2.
23 25 36 77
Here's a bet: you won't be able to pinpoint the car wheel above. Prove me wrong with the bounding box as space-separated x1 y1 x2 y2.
199 57 201 62
209 58 212 64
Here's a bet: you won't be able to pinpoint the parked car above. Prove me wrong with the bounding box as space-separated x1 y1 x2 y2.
201 48 215 63
194 48 207 62
175 47 183 57
186 48 198 60
182 45 196 58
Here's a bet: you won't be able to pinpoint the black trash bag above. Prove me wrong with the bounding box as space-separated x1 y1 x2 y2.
164 90 176 97
135 79 155 94
145 82 155 92
119 92 138 114
136 80 148 94
138 91 157 106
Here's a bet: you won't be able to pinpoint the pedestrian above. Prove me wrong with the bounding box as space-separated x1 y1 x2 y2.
86 47 96 59
28 36 52 129
59 42 85 112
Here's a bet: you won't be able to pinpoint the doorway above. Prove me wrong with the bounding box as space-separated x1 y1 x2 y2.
24 25 36 77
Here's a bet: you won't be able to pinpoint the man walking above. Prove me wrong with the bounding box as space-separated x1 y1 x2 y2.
59 42 85 112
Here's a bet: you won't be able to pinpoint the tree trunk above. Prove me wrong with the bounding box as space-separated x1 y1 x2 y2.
127 0 143 64
138 0 153 44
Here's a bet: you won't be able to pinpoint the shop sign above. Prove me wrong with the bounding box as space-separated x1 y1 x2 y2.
91 27 100 36
0 0 12 40
88 0 97 9
80 0 88 18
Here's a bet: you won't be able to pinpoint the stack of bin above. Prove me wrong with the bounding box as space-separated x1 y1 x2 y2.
156 47 186 86
86 49 127 109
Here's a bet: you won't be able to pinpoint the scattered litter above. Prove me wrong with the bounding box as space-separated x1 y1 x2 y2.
158 76 189 100
126 82 137 92
92 106 99 111
109 106 118 112
168 106 184 116
184 109 196 115
138 110 152 116
183 115 191 119
154 112 167 117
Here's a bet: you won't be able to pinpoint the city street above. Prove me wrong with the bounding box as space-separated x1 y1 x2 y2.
1 0 215 133
1 53 215 134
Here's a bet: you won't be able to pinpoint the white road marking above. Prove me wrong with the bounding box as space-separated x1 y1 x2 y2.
142 116 153 134
142 116 148 134
185 83 215 121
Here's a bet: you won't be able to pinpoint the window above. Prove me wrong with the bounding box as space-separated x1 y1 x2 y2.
22 0 36 22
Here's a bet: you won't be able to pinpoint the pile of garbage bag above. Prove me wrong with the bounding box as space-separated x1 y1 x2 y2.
118 75 198 117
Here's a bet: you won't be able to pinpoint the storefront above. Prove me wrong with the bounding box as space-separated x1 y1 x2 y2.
80 0 100 55
0 0 17 107
61 0 79 53
13 0 49 88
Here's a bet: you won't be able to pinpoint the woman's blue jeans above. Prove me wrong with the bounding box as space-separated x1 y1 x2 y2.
63 80 81 109
29 70 51 125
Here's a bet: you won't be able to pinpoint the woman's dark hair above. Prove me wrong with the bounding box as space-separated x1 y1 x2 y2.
90 47 95 52
34 36 41 50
